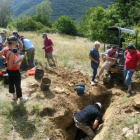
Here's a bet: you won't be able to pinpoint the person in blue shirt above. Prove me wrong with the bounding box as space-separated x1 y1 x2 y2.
20 36 35 68
89 41 100 86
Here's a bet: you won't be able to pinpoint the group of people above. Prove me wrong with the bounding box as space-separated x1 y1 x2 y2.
90 41 140 97
0 30 55 104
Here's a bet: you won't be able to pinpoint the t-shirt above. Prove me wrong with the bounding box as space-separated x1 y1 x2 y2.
125 50 140 69
75 105 101 126
44 38 53 53
90 48 100 68
0 36 2 44
107 49 118 58
23 39 34 50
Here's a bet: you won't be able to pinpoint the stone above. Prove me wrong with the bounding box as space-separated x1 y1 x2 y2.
134 124 139 134
122 127 129 135
125 130 134 138
132 98 140 108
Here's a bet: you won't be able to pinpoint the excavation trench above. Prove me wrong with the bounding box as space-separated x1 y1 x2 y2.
65 90 113 140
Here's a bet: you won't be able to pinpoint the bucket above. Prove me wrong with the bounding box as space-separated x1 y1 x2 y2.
35 69 44 80
75 84 85 96
3 73 9 84
40 78 51 91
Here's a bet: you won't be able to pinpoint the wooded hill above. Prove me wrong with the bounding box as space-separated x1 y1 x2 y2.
11 0 113 21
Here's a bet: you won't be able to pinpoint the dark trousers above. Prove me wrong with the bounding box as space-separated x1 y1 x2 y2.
27 48 35 68
91 65 98 81
7 70 22 98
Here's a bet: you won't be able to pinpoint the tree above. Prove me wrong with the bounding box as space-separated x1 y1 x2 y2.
36 0 52 20
54 16 77 35
0 0 11 27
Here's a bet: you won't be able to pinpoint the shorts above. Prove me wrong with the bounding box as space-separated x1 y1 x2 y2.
45 52 53 59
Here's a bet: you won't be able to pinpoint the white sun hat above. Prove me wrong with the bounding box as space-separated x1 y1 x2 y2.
95 102 102 109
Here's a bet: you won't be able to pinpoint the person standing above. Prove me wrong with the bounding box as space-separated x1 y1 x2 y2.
89 41 100 86
20 37 35 68
42 33 56 67
0 32 5 68
74 102 102 140
0 36 28 103
97 46 118 79
123 44 140 97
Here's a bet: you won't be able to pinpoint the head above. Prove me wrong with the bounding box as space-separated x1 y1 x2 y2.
94 41 100 50
13 31 19 38
0 32 4 37
127 44 136 53
7 36 18 48
111 46 117 53
2 29 7 34
95 102 102 110
42 33 47 40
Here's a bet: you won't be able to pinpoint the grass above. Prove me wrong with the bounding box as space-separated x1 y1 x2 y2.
19 32 104 75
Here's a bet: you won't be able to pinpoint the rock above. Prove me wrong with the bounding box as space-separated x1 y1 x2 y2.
125 130 134 138
31 83 39 88
122 127 129 135
134 124 139 134
132 98 140 108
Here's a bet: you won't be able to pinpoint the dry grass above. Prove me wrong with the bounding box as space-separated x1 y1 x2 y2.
20 32 104 75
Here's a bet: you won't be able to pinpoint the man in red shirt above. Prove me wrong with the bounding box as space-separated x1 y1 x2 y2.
42 33 56 67
124 44 140 97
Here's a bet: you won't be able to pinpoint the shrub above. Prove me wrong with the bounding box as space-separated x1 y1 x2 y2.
54 16 77 35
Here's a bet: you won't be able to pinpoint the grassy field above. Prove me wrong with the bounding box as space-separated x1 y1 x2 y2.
19 32 104 75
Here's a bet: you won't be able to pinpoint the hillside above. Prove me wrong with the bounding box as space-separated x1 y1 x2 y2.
11 0 113 21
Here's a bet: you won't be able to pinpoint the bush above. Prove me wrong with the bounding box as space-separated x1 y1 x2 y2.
54 16 77 35
16 17 44 31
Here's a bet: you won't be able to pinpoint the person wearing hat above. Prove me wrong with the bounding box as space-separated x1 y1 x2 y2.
74 102 102 140
96 46 118 79
89 41 100 86
122 44 140 97
42 33 56 67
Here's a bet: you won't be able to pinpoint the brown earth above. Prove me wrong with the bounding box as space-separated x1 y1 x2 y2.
1 67 140 140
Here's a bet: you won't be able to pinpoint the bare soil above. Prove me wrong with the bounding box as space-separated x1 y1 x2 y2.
0 67 140 140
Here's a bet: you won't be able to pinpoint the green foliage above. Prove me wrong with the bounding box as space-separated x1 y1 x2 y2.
54 16 77 35
0 0 12 27
36 0 52 20
16 17 44 31
11 0 113 21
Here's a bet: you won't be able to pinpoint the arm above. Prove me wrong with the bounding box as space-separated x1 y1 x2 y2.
106 55 117 62
92 120 99 129
9 53 23 68
18 40 23 54
89 55 98 64
45 44 53 50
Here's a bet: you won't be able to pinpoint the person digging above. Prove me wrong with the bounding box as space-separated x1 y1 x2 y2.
74 102 102 140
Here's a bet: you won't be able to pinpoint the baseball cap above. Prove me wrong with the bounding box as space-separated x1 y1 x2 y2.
95 102 102 109
42 33 47 37
127 44 136 50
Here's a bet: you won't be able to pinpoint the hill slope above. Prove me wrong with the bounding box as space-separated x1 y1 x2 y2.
11 0 113 21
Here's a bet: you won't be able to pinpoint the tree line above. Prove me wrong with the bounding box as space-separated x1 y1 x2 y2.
1 0 140 47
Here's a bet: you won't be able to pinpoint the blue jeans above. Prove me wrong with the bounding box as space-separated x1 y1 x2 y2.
124 68 134 85
91 65 98 82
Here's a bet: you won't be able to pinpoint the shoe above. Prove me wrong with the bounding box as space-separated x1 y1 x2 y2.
20 97 28 103
12 96 17 100
121 86 128 90
126 90 132 97
91 81 96 86
94 79 98 83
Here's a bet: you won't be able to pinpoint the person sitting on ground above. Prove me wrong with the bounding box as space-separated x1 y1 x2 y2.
0 36 28 103
122 44 140 97
97 46 118 79
74 102 102 140
20 36 35 68
42 33 56 67
89 41 100 86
